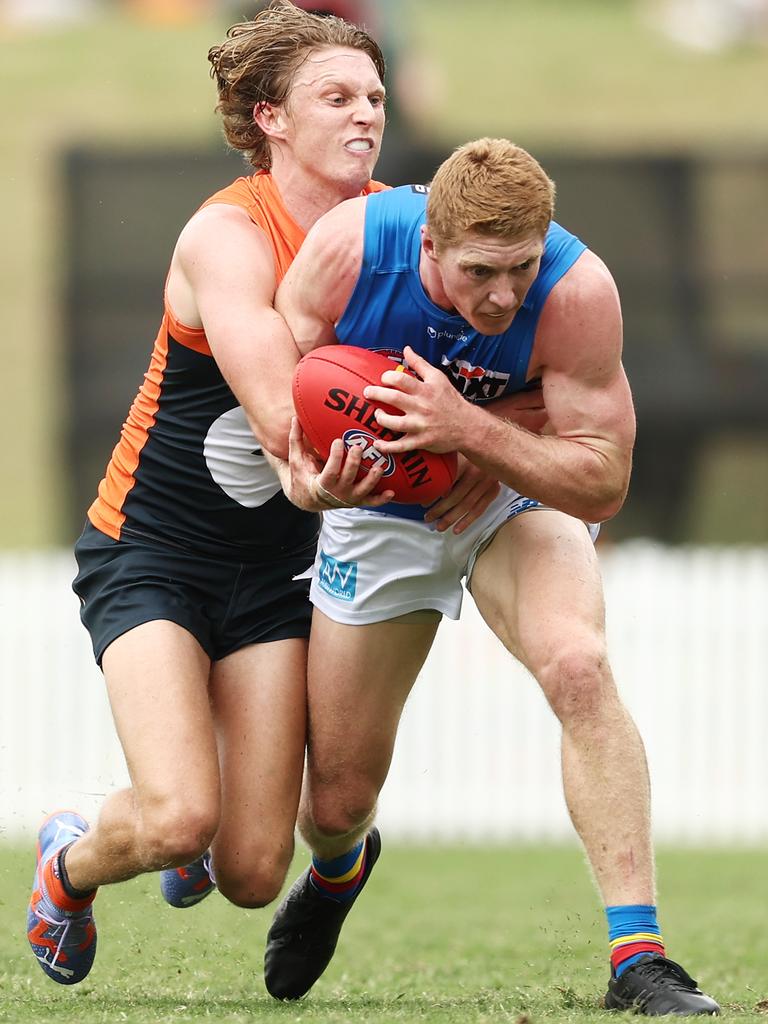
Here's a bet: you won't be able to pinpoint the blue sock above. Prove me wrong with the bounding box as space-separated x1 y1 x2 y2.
606 904 665 976
310 840 366 902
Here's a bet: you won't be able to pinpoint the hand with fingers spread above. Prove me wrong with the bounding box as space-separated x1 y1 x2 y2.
423 455 501 535
363 346 468 455
278 418 395 512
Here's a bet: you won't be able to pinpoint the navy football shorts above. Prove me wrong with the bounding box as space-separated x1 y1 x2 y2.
73 521 316 665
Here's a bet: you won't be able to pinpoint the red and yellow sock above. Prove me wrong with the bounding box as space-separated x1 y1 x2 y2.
606 904 665 977
310 841 366 903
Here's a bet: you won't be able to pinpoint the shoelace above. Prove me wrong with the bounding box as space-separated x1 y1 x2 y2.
202 851 216 886
634 957 697 990
34 902 87 968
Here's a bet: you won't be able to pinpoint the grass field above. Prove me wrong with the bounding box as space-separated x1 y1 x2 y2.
2 843 767 1022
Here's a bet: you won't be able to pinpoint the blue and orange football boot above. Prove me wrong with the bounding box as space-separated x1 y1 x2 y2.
160 852 216 908
27 811 97 985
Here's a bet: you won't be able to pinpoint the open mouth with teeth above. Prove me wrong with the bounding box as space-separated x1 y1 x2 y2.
346 139 373 151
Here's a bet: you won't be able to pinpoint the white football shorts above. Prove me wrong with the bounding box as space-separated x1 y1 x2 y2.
301 486 600 625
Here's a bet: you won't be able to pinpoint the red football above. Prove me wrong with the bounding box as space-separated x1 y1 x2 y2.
292 345 458 505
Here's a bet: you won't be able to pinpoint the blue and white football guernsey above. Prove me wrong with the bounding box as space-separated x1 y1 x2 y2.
305 186 594 623
334 185 587 521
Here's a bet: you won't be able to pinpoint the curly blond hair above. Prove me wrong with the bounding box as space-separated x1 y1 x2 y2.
208 0 385 170
427 138 555 249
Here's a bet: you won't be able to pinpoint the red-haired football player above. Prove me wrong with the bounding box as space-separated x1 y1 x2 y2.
263 138 719 1017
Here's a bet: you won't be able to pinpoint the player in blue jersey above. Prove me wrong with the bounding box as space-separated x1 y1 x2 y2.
264 138 719 1015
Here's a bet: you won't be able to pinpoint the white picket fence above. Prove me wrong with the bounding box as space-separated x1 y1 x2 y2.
1 544 767 843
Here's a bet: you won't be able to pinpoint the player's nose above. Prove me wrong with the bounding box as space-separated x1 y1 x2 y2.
488 280 517 311
351 96 376 124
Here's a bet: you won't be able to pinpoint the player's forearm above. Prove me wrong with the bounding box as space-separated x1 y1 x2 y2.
263 447 290 488
459 403 630 522
486 389 548 434
241 400 291 461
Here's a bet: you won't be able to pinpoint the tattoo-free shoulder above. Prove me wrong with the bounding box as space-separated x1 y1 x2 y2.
532 248 624 375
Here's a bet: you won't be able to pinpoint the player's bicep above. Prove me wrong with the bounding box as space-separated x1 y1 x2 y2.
537 251 635 453
276 197 365 355
276 240 341 355
177 207 301 452
544 361 635 454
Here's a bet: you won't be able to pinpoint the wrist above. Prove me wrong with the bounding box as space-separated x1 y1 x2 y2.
313 479 354 509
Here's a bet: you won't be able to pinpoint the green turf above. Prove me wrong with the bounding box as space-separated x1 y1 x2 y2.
3 843 767 1022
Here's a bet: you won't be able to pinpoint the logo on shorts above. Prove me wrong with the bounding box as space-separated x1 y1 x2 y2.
342 429 396 476
507 495 541 519
318 551 358 601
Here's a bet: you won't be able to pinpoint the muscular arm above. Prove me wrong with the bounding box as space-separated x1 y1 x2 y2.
368 252 636 523
274 198 366 352
484 386 548 434
166 203 301 459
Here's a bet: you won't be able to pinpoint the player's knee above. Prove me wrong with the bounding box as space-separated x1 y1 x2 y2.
216 866 286 909
535 640 613 724
309 783 377 839
215 847 293 909
139 800 219 870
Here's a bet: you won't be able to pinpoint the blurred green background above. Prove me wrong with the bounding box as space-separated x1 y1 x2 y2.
2 0 767 548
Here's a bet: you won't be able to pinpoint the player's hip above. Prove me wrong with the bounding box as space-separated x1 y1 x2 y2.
303 486 585 624
73 521 315 665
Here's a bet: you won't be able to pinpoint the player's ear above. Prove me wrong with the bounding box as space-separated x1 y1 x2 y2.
254 101 288 139
421 225 438 262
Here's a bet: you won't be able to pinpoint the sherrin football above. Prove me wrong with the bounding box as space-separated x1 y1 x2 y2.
292 345 458 505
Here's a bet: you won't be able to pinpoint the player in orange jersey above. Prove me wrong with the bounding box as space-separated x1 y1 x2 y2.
27 0 410 986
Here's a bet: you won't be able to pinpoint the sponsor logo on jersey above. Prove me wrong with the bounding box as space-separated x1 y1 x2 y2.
318 551 358 601
342 429 396 476
440 355 510 401
373 347 406 365
427 325 469 343
203 406 283 508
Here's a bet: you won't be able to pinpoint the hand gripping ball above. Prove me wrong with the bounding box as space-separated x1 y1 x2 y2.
292 345 458 504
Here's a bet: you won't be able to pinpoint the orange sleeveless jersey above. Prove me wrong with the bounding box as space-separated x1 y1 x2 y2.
87 171 388 559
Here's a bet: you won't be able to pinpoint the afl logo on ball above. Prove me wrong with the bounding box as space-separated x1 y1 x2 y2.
342 429 396 476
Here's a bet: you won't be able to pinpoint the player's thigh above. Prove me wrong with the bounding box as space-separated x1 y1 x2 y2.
470 509 606 670
209 637 307 873
101 620 220 819
306 608 440 794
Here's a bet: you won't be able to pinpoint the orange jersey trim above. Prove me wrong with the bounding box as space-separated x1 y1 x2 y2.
87 321 168 540
164 299 210 355
88 172 389 540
